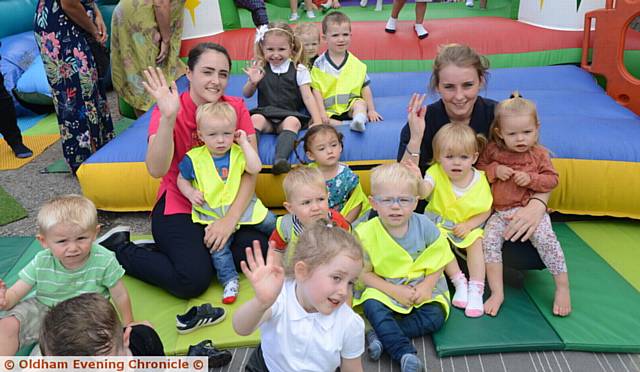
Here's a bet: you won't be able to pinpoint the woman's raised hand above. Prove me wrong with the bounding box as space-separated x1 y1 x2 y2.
407 93 427 138
241 241 285 309
142 67 180 120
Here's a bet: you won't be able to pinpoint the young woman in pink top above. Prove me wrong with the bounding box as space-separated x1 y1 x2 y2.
115 43 267 298
477 92 571 318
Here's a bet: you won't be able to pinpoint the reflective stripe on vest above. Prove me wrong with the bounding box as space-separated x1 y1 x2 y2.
425 163 493 248
352 217 454 317
310 52 367 116
188 145 268 226
275 214 298 264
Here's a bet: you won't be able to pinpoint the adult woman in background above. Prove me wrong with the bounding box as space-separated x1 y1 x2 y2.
398 44 549 313
34 0 114 173
110 0 186 117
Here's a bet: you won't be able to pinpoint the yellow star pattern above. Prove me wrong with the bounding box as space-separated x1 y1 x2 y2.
185 0 201 26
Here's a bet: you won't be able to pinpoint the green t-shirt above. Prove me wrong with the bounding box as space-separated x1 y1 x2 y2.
18 243 125 307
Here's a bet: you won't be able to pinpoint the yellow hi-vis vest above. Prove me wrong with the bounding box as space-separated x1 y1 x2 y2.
352 217 454 317
308 163 371 226
425 163 493 248
187 144 268 226
310 52 366 117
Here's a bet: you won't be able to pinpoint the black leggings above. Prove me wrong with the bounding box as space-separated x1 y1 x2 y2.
0 72 22 148
116 195 269 299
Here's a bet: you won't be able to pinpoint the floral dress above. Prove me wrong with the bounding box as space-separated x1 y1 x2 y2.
34 0 114 172
110 0 186 112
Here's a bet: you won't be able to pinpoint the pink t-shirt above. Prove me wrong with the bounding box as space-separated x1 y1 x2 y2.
148 92 256 215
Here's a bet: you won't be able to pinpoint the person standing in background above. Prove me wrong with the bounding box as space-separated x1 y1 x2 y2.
111 0 187 117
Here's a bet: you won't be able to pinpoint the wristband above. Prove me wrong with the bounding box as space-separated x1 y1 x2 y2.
529 197 548 209
405 147 420 157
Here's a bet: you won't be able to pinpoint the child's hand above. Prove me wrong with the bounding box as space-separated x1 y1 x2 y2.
0 280 7 309
368 110 383 122
512 171 531 187
241 240 285 310
243 61 264 86
401 160 423 179
234 129 248 145
320 112 330 125
452 222 471 238
411 284 432 305
187 189 204 207
391 284 416 308
407 93 427 137
495 165 514 181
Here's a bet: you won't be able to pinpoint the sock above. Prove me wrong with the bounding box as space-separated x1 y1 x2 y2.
385 17 397 32
465 280 485 318
414 24 429 39
350 112 367 132
450 271 468 308
275 130 298 161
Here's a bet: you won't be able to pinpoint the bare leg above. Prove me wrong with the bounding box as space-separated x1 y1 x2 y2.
391 0 407 18
415 2 426 24
0 316 20 355
466 239 485 283
289 0 298 18
552 272 571 316
251 114 271 133
484 262 504 316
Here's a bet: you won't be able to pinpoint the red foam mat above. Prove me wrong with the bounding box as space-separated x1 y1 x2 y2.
181 17 640 60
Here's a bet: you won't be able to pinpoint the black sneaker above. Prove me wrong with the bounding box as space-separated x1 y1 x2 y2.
96 226 131 252
10 143 33 158
272 159 291 175
187 340 232 368
176 304 226 334
132 239 159 252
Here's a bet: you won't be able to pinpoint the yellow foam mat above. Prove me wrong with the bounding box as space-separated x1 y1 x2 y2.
0 135 59 170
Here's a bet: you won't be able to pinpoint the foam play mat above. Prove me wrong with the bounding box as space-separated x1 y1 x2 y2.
567 220 640 291
432 222 640 356
0 186 27 226
0 134 59 170
0 237 260 356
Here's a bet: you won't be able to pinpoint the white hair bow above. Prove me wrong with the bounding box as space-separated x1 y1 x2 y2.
255 25 269 44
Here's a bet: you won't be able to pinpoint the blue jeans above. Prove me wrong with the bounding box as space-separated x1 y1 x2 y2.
363 299 445 362
211 211 277 286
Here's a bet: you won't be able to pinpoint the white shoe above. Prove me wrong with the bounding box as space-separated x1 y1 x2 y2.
289 12 299 21
307 10 316 18
415 24 429 39
360 0 368 7
385 17 397 33
466 0 474 7
350 119 366 132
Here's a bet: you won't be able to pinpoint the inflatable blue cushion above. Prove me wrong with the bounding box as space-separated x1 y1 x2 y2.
15 54 52 105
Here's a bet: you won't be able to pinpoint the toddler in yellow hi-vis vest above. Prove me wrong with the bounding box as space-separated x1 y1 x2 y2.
353 163 454 372
310 12 382 132
177 102 276 304
405 123 492 319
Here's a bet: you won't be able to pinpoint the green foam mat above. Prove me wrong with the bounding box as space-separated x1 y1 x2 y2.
0 237 35 280
524 223 640 353
175 275 260 353
0 186 28 226
239 0 514 27
22 113 58 136
567 220 640 291
41 158 70 174
433 285 563 357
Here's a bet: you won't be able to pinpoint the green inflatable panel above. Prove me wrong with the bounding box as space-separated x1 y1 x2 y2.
219 0 242 30
432 285 563 357
524 223 640 353
0 237 35 284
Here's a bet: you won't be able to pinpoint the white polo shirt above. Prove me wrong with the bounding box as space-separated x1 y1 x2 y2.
261 279 365 372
